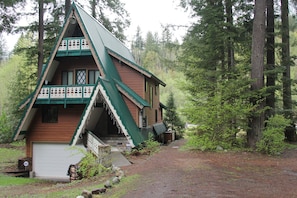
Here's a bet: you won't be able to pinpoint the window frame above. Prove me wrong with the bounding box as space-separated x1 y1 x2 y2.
42 106 58 123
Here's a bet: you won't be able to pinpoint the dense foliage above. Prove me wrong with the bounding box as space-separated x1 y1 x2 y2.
178 0 297 151
164 92 184 136
1 0 297 154
256 115 291 155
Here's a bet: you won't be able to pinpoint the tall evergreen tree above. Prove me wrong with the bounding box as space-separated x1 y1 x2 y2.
0 0 24 33
281 0 296 141
164 92 183 132
37 0 44 77
179 0 254 149
131 26 144 65
247 0 266 148
0 34 7 62
266 0 276 118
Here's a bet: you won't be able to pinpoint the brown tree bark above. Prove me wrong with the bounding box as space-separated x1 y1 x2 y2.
37 0 44 78
281 0 296 141
266 0 275 118
247 0 266 148
65 0 71 17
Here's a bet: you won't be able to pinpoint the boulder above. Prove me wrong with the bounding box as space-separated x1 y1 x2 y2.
91 188 106 194
104 180 112 188
112 176 120 184
81 190 92 198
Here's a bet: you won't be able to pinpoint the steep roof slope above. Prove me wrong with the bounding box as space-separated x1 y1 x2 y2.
13 3 165 147
72 3 146 146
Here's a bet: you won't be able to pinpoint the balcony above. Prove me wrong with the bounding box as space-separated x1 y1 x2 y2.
56 37 92 57
36 85 95 104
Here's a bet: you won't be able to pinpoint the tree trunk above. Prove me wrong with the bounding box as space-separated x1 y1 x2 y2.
266 0 275 118
281 0 292 118
247 0 266 148
65 0 71 17
281 0 296 141
226 0 234 72
91 0 96 18
37 0 44 78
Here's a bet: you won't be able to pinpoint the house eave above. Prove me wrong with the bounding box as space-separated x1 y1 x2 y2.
107 49 166 87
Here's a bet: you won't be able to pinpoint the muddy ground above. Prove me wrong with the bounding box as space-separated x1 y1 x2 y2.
2 139 297 197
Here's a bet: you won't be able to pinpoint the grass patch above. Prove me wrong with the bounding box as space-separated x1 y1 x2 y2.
14 175 140 198
0 148 24 162
10 140 25 147
0 174 38 186
101 174 140 198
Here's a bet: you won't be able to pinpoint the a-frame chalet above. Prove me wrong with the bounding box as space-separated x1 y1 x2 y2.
13 2 166 180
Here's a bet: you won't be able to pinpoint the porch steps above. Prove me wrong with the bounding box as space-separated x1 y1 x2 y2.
87 133 131 167
110 150 131 167
101 137 130 152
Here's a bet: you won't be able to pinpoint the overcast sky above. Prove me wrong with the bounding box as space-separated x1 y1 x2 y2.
123 0 190 42
4 0 190 52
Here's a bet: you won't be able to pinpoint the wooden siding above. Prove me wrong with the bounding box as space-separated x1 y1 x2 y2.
145 78 162 126
52 57 98 85
123 95 139 126
26 104 85 157
112 57 145 98
112 56 163 127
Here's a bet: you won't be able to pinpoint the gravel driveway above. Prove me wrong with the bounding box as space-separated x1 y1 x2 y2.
121 139 297 198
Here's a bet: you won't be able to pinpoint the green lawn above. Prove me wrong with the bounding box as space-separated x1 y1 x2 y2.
0 174 38 186
0 142 139 197
0 143 38 191
0 148 24 162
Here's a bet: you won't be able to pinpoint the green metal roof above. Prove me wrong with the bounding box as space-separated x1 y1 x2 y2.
114 79 150 108
73 3 146 146
13 3 164 147
99 78 144 145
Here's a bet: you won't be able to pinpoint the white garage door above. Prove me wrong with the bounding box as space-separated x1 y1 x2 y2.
32 143 85 180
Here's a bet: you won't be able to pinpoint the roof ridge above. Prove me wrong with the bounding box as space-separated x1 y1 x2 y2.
73 2 132 55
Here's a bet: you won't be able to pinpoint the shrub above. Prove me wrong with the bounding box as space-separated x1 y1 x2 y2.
0 111 12 143
77 151 109 178
127 136 160 156
256 115 291 155
184 125 234 151
142 137 160 154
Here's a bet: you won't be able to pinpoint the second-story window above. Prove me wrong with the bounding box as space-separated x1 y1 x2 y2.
62 71 73 85
88 70 100 84
150 86 153 107
76 69 86 84
42 105 58 123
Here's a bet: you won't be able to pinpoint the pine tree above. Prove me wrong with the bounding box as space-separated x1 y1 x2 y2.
180 0 254 149
247 0 266 148
164 92 183 133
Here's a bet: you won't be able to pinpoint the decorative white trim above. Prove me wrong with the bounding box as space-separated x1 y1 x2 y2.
99 84 135 147
71 83 100 146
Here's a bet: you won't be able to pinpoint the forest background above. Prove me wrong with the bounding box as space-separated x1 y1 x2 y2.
1 0 297 155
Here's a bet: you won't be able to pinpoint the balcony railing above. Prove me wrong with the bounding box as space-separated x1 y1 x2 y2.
37 85 94 100
57 37 91 57
58 37 89 51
